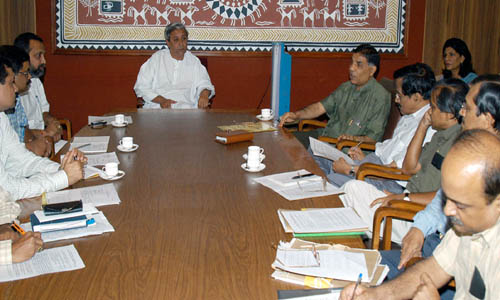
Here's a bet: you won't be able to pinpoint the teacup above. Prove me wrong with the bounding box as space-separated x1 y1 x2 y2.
261 108 273 118
103 162 119 177
120 137 134 149
247 146 264 169
115 114 125 125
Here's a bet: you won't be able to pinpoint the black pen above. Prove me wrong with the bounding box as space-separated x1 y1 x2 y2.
291 173 315 180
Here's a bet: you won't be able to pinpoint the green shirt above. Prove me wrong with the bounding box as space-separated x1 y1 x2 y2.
407 124 462 193
319 78 391 141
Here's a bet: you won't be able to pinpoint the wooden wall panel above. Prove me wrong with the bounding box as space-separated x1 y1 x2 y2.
0 0 36 45
423 0 500 77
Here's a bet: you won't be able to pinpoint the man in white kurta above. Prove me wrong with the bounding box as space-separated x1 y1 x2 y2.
134 23 214 109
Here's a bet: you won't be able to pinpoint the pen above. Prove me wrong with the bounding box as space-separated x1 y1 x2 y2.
351 273 362 300
74 143 91 149
354 141 363 148
292 173 315 180
11 223 25 235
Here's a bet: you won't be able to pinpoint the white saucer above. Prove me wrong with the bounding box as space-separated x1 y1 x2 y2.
117 144 139 152
99 170 125 181
241 163 266 172
111 121 128 128
256 114 274 121
242 153 266 161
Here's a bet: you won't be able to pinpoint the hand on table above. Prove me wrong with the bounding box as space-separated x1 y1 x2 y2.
0 224 18 241
398 227 424 269
340 282 374 300
278 112 298 127
61 149 85 185
413 272 440 300
198 94 210 108
153 96 177 108
12 232 43 263
332 158 352 175
16 196 43 220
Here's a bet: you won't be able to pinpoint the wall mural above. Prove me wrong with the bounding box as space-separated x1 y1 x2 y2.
55 0 406 52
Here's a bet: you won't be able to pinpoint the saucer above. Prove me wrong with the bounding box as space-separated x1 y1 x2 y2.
242 153 266 161
256 114 274 121
99 170 125 181
111 121 127 128
241 163 266 172
117 144 139 152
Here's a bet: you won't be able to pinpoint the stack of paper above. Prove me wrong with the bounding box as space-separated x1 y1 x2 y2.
44 183 121 207
254 170 343 201
271 239 389 289
69 136 110 153
277 208 369 235
88 115 133 125
309 137 355 165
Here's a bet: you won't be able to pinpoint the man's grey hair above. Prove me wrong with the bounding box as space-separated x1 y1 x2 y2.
164 23 188 41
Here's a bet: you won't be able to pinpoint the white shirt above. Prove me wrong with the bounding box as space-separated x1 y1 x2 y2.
0 186 21 265
375 104 436 168
0 112 68 200
134 49 215 109
18 78 50 130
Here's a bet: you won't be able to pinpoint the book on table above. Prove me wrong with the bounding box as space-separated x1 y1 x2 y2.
30 214 88 233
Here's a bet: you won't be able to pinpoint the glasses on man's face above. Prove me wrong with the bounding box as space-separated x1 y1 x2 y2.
17 71 30 78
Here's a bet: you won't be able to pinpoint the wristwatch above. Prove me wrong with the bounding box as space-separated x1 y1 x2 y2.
403 192 410 201
349 166 355 176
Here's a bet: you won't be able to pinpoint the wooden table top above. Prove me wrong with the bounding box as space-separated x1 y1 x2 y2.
0 110 364 299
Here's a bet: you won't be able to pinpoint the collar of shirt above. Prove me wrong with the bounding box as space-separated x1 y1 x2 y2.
433 123 462 142
469 218 500 248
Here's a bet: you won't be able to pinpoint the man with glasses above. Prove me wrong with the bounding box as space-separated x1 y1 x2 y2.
0 46 52 157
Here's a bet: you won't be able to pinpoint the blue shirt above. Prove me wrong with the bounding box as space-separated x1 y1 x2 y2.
412 188 448 236
5 96 28 142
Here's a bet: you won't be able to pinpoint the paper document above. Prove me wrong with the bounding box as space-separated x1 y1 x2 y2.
69 136 110 153
62 152 119 166
279 208 368 233
309 137 355 165
54 140 67 154
277 287 341 300
45 183 121 207
254 170 343 201
83 165 104 179
88 115 133 125
0 245 85 282
22 211 115 243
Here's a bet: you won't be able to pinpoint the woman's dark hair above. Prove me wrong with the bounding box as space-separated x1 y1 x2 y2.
433 78 469 122
442 38 475 79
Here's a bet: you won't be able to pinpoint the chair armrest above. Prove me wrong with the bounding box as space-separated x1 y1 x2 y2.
298 119 326 131
371 206 419 250
318 136 339 145
336 139 376 151
387 200 426 213
356 163 411 181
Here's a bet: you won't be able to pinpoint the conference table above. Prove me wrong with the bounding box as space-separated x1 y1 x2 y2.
0 110 365 299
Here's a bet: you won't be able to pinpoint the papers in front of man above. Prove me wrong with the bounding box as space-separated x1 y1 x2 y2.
69 136 110 153
44 183 121 207
271 239 389 289
62 152 119 166
54 140 67 154
0 244 85 282
217 121 277 133
88 115 133 125
22 211 115 243
254 170 343 201
309 137 355 165
278 207 368 234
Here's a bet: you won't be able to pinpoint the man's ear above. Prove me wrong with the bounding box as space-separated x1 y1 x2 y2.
412 92 424 103
484 112 496 129
369 65 377 77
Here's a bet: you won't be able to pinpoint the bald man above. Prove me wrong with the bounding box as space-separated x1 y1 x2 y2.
340 129 500 300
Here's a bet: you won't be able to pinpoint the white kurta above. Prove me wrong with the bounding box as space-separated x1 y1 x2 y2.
18 78 50 130
134 49 215 109
0 112 68 200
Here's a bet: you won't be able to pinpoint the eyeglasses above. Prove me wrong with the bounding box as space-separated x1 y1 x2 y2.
17 71 30 78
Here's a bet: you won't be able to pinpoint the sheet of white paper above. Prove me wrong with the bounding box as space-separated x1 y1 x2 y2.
267 169 323 187
54 140 67 154
45 183 121 207
33 203 98 222
88 115 133 125
279 208 368 233
83 165 104 179
0 245 85 282
276 249 319 267
274 249 369 282
309 137 355 165
22 212 115 243
254 171 343 201
69 136 110 153
62 152 119 167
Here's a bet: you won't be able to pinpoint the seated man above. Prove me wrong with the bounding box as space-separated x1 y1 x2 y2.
0 56 85 200
380 75 500 284
340 129 500 300
340 78 468 243
0 45 52 157
279 44 391 149
314 63 436 191
134 23 215 109
0 186 42 265
14 33 62 141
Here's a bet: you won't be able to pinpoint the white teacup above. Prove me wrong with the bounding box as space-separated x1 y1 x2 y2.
261 108 273 118
103 162 119 177
247 146 264 169
120 137 134 149
115 114 125 125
